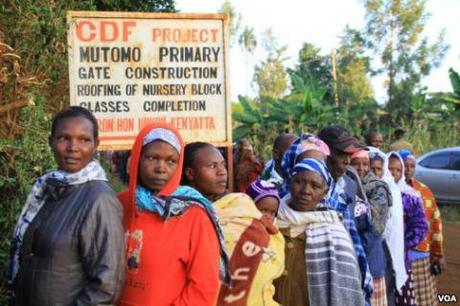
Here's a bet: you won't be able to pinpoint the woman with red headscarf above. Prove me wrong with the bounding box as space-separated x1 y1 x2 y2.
117 124 230 306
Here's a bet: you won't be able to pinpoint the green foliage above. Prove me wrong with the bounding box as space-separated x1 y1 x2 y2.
234 72 348 159
233 68 457 160
289 42 334 101
0 99 55 301
362 0 449 124
403 120 459 156
439 205 460 221
253 52 288 99
93 0 177 12
253 30 288 99
0 0 177 112
239 26 257 54
430 68 460 116
336 27 374 106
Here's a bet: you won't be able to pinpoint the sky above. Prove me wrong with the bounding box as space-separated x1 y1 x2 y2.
175 0 460 103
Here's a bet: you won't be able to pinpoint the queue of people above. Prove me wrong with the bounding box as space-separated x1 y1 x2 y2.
9 106 444 306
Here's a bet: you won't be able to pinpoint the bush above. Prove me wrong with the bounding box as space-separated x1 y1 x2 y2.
0 99 55 302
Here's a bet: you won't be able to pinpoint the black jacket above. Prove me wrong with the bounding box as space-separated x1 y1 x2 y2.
14 180 125 306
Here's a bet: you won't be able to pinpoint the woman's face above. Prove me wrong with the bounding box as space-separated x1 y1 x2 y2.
184 146 228 198
404 158 416 182
350 157 370 179
256 197 279 224
139 140 180 193
388 157 403 183
327 150 351 180
289 171 328 211
370 158 383 178
50 116 98 173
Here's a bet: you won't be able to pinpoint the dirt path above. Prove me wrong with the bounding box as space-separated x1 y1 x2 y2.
436 221 460 297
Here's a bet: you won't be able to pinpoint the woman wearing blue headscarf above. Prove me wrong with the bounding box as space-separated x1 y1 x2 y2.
280 134 373 304
274 158 364 306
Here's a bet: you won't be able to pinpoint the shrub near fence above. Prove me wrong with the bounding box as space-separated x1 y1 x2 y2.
0 100 55 301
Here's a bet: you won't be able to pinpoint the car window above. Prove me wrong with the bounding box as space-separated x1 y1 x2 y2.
450 153 460 171
419 152 451 169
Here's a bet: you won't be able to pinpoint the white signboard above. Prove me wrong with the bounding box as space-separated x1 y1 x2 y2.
67 12 231 150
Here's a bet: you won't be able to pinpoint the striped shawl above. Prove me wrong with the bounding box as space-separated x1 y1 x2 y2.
277 196 365 306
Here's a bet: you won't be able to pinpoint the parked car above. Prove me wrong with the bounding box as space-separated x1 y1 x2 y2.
415 147 460 204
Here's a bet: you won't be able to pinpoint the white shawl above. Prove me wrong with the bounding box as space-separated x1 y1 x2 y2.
368 147 407 291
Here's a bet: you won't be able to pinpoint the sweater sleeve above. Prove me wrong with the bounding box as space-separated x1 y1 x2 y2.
76 192 125 306
427 191 444 257
172 208 221 306
403 194 428 250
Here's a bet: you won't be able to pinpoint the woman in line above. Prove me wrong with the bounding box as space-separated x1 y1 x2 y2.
117 124 229 306
182 142 285 306
368 147 408 306
274 158 364 306
285 131 372 303
387 152 428 306
10 106 125 305
401 150 444 306
351 150 391 306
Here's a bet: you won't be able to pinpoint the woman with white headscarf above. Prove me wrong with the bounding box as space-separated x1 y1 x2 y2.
368 147 407 306
401 150 444 306
387 151 428 306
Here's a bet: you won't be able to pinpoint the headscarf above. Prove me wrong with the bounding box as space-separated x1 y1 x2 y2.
367 147 408 290
135 127 183 214
143 128 181 153
292 158 333 191
279 134 330 197
125 123 230 284
10 160 107 283
245 180 280 205
387 151 419 198
399 149 416 161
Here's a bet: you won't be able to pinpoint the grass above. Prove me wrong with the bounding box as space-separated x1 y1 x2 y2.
439 204 460 222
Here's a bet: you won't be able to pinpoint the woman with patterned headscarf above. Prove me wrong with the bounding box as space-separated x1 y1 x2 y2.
118 124 230 306
281 133 373 304
274 158 365 306
400 150 444 306
278 133 330 198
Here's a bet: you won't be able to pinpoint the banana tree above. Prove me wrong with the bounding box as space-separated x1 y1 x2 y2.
232 71 342 148
430 68 460 114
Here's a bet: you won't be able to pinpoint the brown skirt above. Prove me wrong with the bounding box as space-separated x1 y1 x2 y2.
372 277 388 306
412 257 437 306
